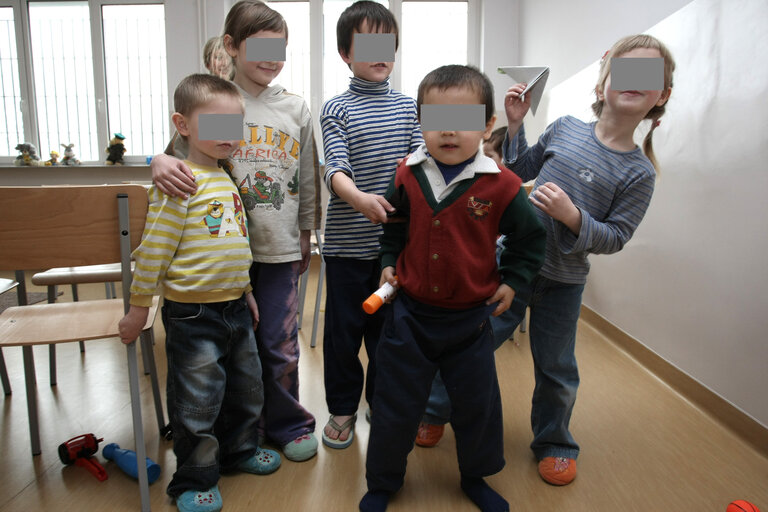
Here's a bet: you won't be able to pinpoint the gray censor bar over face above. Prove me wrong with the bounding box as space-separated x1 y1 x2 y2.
611 57 664 91
353 33 395 62
420 104 487 132
246 37 286 62
198 114 244 141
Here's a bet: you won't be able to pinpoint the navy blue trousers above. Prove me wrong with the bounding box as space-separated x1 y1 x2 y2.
322 257 384 415
365 292 505 493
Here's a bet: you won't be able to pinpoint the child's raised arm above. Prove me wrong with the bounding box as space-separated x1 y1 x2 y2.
150 153 196 198
504 83 532 139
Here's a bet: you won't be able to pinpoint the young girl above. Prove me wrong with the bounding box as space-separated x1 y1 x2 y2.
150 0 321 463
502 34 674 486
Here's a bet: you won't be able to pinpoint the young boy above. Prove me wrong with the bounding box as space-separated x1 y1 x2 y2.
320 0 423 448
360 65 546 512
118 74 281 512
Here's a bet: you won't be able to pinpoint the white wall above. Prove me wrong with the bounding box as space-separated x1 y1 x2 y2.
518 0 768 428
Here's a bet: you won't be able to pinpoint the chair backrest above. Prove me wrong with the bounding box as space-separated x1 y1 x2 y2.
0 185 147 272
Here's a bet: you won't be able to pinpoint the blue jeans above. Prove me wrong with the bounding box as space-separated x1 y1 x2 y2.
250 261 315 446
322 257 384 415
422 286 531 425
163 297 264 498
527 275 584 460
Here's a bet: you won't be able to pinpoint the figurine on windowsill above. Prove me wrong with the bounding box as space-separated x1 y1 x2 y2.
61 144 81 165
14 143 42 166
45 150 60 166
106 133 126 165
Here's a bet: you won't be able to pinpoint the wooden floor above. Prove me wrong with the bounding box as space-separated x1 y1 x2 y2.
1 263 766 512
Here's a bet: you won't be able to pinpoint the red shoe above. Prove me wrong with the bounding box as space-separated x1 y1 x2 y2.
415 422 444 447
538 457 577 485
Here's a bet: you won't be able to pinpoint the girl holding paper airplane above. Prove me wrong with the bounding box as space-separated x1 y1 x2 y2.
501 34 675 486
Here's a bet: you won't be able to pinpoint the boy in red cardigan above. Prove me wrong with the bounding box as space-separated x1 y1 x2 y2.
360 65 546 512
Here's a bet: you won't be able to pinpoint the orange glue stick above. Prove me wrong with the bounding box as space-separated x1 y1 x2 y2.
363 280 397 314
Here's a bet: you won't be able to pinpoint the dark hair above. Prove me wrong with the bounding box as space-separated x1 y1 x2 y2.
224 0 288 50
337 1 399 57
174 73 243 117
486 127 506 153
417 65 495 123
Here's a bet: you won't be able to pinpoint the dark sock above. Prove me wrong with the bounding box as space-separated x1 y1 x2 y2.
460 476 509 512
359 491 390 512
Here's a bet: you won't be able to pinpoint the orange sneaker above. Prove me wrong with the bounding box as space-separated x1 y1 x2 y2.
538 457 577 485
415 422 445 447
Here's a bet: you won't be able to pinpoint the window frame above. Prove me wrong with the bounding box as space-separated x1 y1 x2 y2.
1 0 164 164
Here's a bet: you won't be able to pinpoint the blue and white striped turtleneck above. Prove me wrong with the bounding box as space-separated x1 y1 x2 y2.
320 76 423 259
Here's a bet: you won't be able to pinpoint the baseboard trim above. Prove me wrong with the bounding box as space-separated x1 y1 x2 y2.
580 305 768 458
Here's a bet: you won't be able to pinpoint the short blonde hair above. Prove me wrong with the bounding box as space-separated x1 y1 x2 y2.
592 34 675 171
173 73 244 117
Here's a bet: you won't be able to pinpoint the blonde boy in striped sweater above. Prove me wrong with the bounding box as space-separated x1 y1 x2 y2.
118 74 280 512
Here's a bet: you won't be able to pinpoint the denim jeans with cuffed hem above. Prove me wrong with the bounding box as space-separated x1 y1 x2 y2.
422 286 531 425
164 297 264 498
250 261 316 446
527 275 584 461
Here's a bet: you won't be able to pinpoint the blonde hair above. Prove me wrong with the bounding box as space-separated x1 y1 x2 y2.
174 73 243 116
592 34 675 171
203 36 234 80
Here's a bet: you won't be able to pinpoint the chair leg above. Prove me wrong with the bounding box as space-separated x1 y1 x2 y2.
125 341 151 511
0 349 11 395
310 258 325 348
297 267 309 328
520 309 527 333
49 345 57 387
141 334 151 376
140 329 168 436
72 285 85 353
22 346 41 455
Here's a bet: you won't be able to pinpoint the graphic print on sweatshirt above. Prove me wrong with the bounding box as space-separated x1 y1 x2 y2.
232 123 301 212
200 192 248 239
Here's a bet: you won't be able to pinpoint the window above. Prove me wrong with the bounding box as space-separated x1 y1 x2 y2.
0 0 168 162
269 1 311 103
0 6 24 157
400 1 468 100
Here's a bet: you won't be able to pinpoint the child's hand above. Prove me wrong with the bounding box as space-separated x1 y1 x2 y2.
151 154 196 198
530 182 582 234
299 230 312 275
487 284 515 317
118 305 150 344
380 266 398 288
246 292 260 330
504 83 532 135
353 192 394 225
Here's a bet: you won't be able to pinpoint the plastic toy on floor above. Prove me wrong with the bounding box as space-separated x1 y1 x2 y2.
106 132 126 165
103 442 161 484
58 433 108 481
14 143 42 166
45 150 59 166
60 143 81 165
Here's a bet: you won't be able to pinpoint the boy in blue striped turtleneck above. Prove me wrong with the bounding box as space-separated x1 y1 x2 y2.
319 0 423 450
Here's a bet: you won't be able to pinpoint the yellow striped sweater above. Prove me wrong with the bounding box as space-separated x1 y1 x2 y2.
129 161 253 306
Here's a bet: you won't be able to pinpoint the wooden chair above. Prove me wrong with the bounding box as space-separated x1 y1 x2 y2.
0 184 164 512
0 278 19 395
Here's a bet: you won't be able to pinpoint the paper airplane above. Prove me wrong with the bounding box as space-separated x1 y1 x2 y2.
497 66 550 116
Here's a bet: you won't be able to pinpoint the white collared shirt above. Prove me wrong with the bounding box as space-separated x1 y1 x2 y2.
406 143 501 202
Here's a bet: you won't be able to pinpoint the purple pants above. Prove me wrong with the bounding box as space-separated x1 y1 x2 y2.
250 261 316 446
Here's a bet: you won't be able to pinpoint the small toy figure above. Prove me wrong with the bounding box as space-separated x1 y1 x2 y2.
45 150 60 166
61 144 81 166
14 143 42 166
106 133 126 165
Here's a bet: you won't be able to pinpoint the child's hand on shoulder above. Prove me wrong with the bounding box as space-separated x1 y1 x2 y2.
151 154 196 198
487 283 515 317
